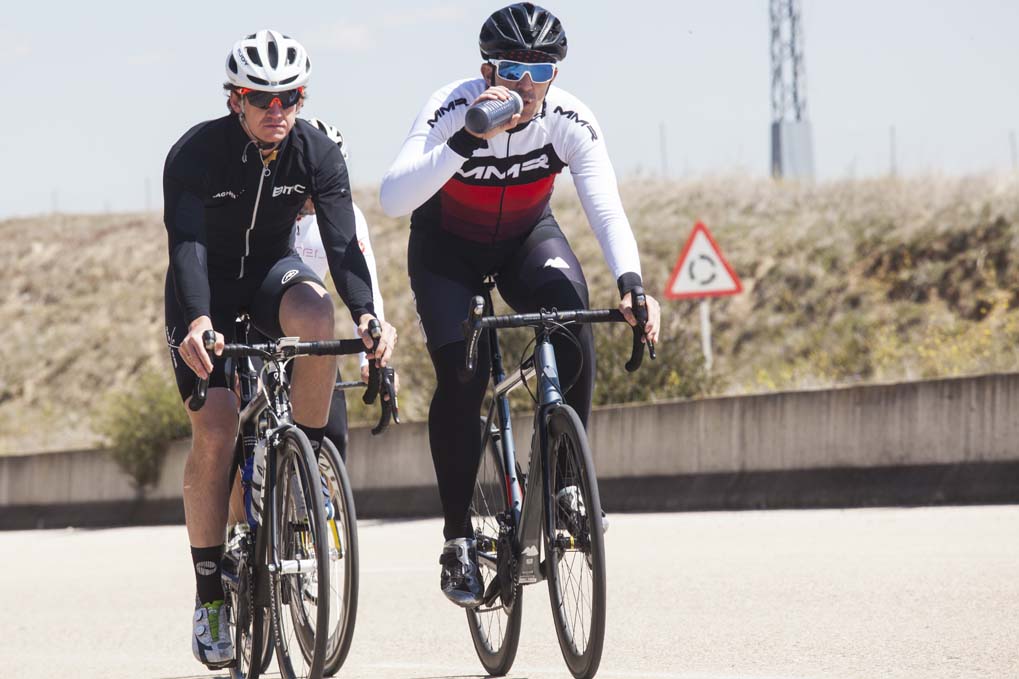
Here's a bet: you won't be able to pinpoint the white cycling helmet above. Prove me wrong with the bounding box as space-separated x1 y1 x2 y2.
305 118 349 159
226 29 312 91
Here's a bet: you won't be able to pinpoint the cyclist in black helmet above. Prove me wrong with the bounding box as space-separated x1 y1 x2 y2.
380 3 661 607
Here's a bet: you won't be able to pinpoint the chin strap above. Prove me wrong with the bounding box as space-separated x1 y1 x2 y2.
238 98 281 156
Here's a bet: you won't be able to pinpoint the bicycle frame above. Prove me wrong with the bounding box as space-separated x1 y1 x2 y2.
230 320 320 604
477 290 568 586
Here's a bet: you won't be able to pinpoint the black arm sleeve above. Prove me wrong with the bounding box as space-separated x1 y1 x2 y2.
163 148 211 323
313 144 375 323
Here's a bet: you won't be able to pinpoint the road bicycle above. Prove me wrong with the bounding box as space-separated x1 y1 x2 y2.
461 282 654 679
190 317 398 679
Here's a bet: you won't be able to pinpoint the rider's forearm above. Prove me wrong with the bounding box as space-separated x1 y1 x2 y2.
571 162 643 289
170 240 212 321
165 183 212 322
379 130 484 217
380 81 488 217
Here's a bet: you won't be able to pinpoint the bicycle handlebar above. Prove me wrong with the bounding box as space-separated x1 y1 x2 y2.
461 290 656 380
188 319 399 434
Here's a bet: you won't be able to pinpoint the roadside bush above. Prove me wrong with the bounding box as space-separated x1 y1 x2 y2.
95 369 190 488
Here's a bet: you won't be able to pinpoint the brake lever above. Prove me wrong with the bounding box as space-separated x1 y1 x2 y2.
362 318 382 405
187 330 218 411
460 295 486 382
624 288 655 372
371 367 400 436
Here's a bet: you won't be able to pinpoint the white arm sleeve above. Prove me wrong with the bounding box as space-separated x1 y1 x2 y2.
379 79 484 217
552 93 642 284
352 203 385 370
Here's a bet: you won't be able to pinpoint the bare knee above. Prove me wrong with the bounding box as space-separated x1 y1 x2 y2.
185 390 238 476
280 283 335 340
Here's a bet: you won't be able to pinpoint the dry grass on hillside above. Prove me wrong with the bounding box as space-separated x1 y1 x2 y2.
2 175 1018 453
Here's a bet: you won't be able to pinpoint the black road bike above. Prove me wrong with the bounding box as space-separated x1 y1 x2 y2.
190 317 398 679
461 282 654 679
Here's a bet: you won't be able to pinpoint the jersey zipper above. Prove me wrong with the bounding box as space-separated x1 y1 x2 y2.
238 153 275 279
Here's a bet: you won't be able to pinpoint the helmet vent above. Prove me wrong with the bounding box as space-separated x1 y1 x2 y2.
286 47 297 65
267 39 279 68
247 75 269 86
228 55 238 74
279 74 298 85
246 46 262 67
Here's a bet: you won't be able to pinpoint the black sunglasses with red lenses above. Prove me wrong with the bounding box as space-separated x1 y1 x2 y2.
239 87 304 109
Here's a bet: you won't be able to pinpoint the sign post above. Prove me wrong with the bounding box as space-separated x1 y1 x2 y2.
699 298 713 370
664 222 743 371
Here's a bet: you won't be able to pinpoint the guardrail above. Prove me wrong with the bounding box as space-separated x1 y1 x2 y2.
3 372 1018 529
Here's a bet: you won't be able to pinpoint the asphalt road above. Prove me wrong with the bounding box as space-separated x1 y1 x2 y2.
2 506 1016 679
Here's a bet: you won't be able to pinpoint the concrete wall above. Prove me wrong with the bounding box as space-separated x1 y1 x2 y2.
3 373 1019 528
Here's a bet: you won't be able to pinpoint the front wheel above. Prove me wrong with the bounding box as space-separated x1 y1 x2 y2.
318 438 359 676
227 522 273 679
466 417 523 676
269 427 330 679
544 405 606 679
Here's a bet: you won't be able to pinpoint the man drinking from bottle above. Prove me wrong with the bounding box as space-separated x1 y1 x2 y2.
380 3 660 607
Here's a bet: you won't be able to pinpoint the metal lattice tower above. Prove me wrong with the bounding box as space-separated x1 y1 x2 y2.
769 0 814 179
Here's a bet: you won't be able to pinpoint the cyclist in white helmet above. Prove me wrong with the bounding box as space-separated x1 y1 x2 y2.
293 118 392 459
163 29 397 669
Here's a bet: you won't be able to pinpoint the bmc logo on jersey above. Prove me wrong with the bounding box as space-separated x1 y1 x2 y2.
553 106 598 141
273 184 306 198
427 98 468 128
281 269 300 284
458 154 551 181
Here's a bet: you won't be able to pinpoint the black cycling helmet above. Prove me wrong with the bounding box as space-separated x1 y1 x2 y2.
479 3 568 63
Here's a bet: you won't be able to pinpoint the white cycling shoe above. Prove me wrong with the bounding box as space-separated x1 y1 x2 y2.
192 598 235 669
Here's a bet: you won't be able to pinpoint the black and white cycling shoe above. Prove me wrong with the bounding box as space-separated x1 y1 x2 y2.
439 537 485 608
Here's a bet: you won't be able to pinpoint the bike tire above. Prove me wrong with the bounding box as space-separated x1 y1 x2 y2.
544 405 606 679
466 417 523 676
269 427 330 679
318 438 359 677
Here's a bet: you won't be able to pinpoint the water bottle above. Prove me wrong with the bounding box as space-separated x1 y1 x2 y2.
243 440 268 527
464 91 523 135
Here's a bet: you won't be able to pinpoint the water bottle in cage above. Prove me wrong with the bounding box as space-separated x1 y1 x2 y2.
243 438 268 527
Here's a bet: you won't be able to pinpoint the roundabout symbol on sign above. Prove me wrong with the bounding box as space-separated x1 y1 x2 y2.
688 254 718 286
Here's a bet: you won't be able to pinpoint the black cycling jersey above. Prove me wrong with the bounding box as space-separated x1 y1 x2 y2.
163 114 375 324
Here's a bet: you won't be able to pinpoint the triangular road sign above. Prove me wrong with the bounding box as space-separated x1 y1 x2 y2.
665 222 743 300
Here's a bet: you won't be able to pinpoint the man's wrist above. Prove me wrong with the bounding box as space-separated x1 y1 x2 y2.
616 272 644 297
188 315 212 332
447 128 488 158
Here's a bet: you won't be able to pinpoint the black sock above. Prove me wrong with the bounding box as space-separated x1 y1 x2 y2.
297 422 325 459
191 544 225 604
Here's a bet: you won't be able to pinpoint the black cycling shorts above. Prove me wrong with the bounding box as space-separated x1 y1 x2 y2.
164 252 321 401
407 211 590 350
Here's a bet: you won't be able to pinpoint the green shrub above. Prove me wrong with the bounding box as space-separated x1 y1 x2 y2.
95 368 190 488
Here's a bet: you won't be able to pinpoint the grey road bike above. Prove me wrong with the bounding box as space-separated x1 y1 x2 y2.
461 282 655 679
190 318 398 679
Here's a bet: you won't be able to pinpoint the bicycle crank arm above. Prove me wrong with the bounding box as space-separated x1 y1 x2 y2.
477 549 499 572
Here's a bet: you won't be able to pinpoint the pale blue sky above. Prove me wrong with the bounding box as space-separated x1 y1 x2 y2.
3 0 1017 218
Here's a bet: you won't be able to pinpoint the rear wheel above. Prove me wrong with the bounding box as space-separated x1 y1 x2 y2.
544 405 606 679
269 427 330 679
466 417 523 676
318 438 359 676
